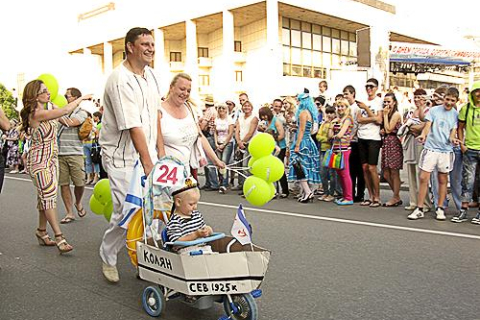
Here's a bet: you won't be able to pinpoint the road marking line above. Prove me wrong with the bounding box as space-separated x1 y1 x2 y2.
199 202 480 241
7 176 480 240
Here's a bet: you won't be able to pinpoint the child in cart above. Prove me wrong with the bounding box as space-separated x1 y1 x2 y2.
166 176 215 254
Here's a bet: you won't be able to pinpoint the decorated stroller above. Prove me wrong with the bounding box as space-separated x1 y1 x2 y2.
123 156 271 319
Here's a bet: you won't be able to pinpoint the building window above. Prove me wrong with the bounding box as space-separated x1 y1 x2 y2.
198 47 209 58
234 41 242 52
170 52 182 62
281 17 357 78
199 75 210 86
235 71 243 83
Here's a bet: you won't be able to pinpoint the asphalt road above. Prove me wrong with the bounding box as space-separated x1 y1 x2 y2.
1 174 480 320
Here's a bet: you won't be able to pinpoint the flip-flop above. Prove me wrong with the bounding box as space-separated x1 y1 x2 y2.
75 204 87 218
60 217 75 224
360 200 372 206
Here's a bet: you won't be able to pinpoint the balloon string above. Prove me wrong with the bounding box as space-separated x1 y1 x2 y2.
227 154 252 167
204 165 250 177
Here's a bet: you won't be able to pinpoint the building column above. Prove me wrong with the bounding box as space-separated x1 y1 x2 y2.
103 41 113 76
154 28 170 96
368 25 390 90
264 0 282 102
185 19 199 102
215 9 235 102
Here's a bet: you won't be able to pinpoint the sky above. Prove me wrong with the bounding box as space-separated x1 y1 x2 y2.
0 0 478 92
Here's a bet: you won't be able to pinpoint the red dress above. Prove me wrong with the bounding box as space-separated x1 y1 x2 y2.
381 122 403 170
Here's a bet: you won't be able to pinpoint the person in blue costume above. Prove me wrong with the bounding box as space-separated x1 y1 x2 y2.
288 90 321 203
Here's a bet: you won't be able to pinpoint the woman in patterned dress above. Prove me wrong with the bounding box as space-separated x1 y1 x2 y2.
287 92 321 203
381 92 403 207
20 80 92 253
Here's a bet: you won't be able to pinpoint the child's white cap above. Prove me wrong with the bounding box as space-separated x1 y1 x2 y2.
170 176 198 197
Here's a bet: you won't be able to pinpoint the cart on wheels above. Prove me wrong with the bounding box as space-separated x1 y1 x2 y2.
124 157 271 320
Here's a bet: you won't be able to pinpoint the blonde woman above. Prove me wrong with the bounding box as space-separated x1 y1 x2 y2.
328 99 354 205
214 103 235 193
157 73 225 176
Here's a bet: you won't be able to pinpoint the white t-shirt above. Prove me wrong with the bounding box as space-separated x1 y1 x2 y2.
215 117 234 144
100 62 160 167
357 96 383 141
238 113 257 141
349 101 360 143
158 104 198 167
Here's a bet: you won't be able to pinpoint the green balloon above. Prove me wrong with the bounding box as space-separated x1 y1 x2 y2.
37 73 59 100
89 194 105 215
268 182 276 198
251 155 285 182
103 201 113 222
52 94 67 108
93 179 112 205
248 157 257 174
248 133 276 159
243 176 273 207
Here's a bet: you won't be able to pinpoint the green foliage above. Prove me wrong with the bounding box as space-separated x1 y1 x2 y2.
0 83 19 120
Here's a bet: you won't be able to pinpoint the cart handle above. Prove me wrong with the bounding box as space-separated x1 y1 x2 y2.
165 232 226 247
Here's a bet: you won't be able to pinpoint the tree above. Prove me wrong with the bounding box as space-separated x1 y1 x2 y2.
0 83 18 120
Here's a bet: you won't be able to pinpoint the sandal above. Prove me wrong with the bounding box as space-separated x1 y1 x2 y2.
35 228 55 246
55 234 73 254
75 204 87 218
360 200 372 206
383 200 403 207
60 216 75 224
370 201 381 208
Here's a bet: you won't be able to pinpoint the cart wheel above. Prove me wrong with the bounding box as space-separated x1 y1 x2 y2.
142 285 166 317
223 293 258 320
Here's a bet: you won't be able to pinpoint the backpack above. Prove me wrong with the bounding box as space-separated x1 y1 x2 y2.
78 117 94 141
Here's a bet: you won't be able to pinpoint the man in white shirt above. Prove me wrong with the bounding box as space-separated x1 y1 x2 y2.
99 27 161 283
356 78 383 207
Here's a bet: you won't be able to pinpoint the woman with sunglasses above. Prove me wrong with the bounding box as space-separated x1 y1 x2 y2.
214 103 234 194
20 79 92 253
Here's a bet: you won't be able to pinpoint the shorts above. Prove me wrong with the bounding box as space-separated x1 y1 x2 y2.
418 149 454 173
58 155 85 186
358 139 382 165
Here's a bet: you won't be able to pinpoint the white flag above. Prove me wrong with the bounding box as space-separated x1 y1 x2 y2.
119 160 146 229
231 204 252 245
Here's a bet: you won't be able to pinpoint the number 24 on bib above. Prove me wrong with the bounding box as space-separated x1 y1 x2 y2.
152 158 185 188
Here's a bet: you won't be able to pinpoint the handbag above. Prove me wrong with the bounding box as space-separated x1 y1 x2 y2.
91 140 102 164
185 102 207 169
328 150 345 169
322 148 333 167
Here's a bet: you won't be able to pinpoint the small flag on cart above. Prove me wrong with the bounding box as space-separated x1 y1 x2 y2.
231 204 252 245
119 160 146 229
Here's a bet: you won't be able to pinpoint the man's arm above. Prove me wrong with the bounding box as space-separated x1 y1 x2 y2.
457 121 467 152
130 127 154 176
417 121 432 144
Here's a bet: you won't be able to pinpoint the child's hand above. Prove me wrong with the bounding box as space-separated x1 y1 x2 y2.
198 226 213 238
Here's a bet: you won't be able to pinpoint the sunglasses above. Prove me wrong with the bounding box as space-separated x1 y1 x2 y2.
365 85 375 89
218 106 226 110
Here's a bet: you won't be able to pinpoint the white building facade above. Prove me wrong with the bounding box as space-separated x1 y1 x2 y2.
70 0 435 105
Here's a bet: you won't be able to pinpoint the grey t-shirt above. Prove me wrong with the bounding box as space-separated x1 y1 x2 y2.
58 108 88 156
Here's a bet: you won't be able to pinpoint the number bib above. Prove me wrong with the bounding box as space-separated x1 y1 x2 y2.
152 157 186 188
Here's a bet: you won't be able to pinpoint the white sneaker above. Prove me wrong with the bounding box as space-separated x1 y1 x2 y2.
436 207 446 221
408 208 424 220
102 263 119 283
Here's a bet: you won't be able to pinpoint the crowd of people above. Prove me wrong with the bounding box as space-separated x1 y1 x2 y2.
0 27 479 284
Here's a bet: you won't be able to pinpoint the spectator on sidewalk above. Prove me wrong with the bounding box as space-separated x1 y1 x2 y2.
57 87 89 224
